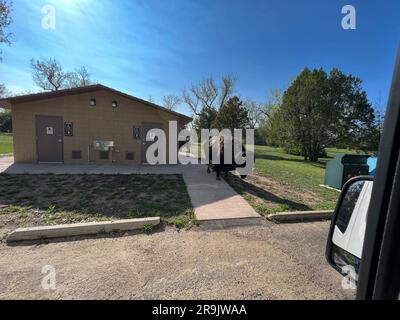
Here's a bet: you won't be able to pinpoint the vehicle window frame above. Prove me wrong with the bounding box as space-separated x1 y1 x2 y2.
356 48 400 300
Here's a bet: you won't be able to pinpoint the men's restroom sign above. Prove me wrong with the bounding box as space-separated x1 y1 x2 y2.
46 127 54 135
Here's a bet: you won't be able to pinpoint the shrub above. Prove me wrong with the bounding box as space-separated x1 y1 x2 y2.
284 147 327 158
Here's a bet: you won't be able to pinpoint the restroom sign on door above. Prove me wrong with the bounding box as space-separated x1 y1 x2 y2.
46 127 54 135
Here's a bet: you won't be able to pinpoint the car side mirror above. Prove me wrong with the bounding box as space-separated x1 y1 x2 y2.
326 176 374 285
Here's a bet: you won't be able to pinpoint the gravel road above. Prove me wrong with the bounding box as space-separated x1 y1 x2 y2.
0 220 355 300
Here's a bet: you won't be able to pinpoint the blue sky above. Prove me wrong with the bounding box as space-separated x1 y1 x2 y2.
0 0 399 116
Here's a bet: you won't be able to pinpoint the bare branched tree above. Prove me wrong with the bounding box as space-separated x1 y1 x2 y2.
261 89 283 119
30 58 67 91
0 0 12 100
182 75 236 116
147 95 155 103
0 83 8 97
75 66 91 86
244 98 263 128
162 95 181 111
64 72 79 89
0 0 12 61
219 76 235 109
31 58 92 91
65 67 92 88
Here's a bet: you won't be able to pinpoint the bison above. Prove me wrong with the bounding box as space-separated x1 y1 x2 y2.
206 135 248 180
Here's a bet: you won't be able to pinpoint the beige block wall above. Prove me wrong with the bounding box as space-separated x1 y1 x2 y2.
11 90 187 164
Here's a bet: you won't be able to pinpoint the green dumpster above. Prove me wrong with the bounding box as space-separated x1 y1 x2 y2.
324 154 370 189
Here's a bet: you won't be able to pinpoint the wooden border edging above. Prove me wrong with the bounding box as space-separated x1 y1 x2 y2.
6 217 160 242
267 210 333 223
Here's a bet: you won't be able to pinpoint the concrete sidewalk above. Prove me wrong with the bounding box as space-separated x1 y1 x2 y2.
0 156 260 222
182 164 260 221
0 156 14 173
0 156 182 175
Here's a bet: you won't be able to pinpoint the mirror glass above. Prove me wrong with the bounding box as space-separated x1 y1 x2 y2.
331 179 373 279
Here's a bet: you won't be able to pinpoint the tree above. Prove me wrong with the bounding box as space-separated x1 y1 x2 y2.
0 0 12 62
31 58 92 91
270 68 376 162
327 68 376 152
374 108 385 149
183 75 235 132
183 75 235 115
212 96 249 132
260 89 282 119
0 83 9 97
147 95 155 103
0 108 11 132
192 106 218 135
254 118 269 145
162 95 181 111
358 107 384 155
31 58 67 91
0 0 12 108
256 90 283 146
75 66 91 86
0 84 11 132
244 98 263 129
65 66 92 88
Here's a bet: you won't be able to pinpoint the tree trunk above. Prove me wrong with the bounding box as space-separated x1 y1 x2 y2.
303 147 308 161
310 144 319 162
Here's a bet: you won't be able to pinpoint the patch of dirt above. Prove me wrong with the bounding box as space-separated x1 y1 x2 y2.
0 222 355 300
249 173 322 205
225 172 323 214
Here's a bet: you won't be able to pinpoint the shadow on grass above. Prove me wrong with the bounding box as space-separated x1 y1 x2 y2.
225 173 312 214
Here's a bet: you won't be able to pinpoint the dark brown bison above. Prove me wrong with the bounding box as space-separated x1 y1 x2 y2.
207 136 247 180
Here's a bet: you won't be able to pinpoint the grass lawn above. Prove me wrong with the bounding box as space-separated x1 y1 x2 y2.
224 146 352 216
0 133 13 155
0 174 196 238
189 142 349 214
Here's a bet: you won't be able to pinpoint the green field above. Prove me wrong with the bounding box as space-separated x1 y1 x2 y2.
254 146 356 195
189 142 350 213
0 174 196 235
225 146 357 214
0 133 13 155
253 146 346 208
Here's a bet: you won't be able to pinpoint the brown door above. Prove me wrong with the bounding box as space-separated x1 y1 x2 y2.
141 122 164 164
36 115 64 163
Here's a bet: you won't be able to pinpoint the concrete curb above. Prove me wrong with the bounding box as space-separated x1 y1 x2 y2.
6 217 160 242
319 184 341 193
267 210 333 223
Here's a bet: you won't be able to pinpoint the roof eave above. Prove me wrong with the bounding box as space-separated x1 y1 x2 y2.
0 84 193 122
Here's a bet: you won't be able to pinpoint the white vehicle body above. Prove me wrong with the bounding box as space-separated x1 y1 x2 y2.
332 181 373 258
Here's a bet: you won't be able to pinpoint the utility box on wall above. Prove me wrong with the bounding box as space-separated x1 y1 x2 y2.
324 154 370 189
